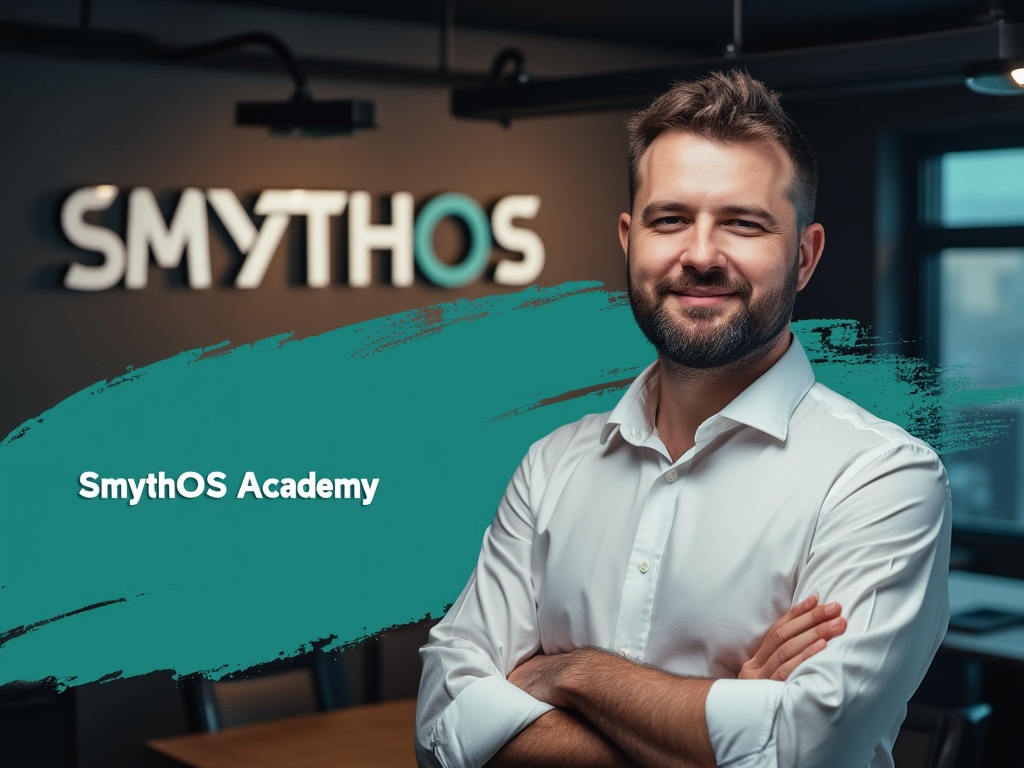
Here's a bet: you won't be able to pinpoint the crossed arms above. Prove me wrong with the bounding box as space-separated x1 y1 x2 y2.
416 432 951 768
490 597 846 768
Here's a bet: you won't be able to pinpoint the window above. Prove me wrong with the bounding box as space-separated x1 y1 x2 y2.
939 147 1024 228
933 247 1024 532
888 137 1024 556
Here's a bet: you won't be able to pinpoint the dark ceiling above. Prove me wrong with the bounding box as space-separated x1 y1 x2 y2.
5 0 1023 121
215 0 1022 55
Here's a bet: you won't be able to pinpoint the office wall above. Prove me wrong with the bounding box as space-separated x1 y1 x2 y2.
1 47 629 434
0 3 686 766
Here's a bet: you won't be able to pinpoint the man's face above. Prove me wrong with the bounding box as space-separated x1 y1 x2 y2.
620 130 822 370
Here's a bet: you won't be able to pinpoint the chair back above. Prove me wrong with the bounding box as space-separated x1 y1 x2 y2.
893 702 992 768
187 650 349 732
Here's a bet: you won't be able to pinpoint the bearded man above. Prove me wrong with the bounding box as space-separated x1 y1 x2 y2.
416 70 950 768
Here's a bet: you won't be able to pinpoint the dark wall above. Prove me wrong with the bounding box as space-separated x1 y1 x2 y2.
0 14 655 768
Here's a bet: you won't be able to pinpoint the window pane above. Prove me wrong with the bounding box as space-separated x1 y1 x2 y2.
940 148 1024 227
937 248 1024 532
939 249 1024 384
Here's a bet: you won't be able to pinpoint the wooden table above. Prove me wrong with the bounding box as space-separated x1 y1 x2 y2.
146 698 418 768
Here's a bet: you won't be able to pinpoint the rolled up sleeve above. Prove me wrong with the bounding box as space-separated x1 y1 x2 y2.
417 672 554 768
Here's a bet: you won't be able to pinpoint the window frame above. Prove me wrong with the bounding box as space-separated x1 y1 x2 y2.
880 125 1024 578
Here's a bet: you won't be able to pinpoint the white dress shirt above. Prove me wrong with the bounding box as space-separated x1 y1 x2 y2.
416 335 951 768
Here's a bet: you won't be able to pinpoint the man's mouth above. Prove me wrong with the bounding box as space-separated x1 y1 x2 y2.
668 288 738 307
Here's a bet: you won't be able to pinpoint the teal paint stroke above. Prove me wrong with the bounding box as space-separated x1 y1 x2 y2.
795 318 1023 453
0 282 1017 689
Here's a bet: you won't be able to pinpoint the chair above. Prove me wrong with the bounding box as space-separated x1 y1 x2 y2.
892 701 992 768
186 649 350 732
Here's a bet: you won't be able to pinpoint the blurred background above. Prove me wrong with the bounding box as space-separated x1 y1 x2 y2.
2 0 1024 765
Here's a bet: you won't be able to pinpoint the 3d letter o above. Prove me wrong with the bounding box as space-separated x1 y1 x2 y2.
413 193 491 288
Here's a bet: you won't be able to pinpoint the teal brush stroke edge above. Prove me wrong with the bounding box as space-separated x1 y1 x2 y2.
793 317 1020 454
0 282 1016 690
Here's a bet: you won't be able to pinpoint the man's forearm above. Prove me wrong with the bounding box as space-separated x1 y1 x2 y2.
509 648 716 768
486 709 640 768
561 649 716 768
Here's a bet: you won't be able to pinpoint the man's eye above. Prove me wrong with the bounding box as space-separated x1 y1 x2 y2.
727 219 764 231
653 216 684 227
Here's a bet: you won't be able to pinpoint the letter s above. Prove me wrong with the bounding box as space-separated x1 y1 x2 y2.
79 471 100 498
206 471 227 499
492 195 544 285
62 186 127 291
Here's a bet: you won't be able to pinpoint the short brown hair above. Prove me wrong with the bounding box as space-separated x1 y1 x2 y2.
626 69 817 230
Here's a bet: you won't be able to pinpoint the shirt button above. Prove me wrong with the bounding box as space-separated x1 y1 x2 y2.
639 559 650 574
665 469 677 482
620 648 631 658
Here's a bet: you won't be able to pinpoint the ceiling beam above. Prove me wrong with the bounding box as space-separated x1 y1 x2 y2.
452 21 1024 121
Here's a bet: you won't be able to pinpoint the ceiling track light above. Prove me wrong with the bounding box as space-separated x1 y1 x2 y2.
966 65 1024 95
169 32 376 136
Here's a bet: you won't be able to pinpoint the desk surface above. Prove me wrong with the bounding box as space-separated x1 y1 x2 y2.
945 570 1024 665
146 698 417 768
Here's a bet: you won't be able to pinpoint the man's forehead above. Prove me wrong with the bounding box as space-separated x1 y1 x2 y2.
638 131 793 184
635 130 796 209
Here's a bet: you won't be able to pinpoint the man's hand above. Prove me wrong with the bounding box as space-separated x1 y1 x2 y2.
507 651 577 707
739 594 846 680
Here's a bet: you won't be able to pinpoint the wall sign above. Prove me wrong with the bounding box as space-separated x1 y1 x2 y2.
60 186 544 290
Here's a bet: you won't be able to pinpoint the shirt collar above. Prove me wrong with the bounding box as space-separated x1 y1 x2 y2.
601 334 815 446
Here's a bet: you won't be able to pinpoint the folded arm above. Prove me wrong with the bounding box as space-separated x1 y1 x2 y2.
489 708 641 768
492 597 846 768
501 649 715 768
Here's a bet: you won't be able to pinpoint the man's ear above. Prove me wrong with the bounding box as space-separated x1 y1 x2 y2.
618 213 631 257
796 223 825 292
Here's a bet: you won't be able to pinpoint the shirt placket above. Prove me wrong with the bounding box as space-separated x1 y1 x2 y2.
611 460 687 663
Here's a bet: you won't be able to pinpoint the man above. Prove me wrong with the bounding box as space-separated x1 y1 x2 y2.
416 70 950 768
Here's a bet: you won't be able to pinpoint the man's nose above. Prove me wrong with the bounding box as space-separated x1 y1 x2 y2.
679 221 726 272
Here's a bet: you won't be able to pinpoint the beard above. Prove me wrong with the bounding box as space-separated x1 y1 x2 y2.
626 251 799 370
